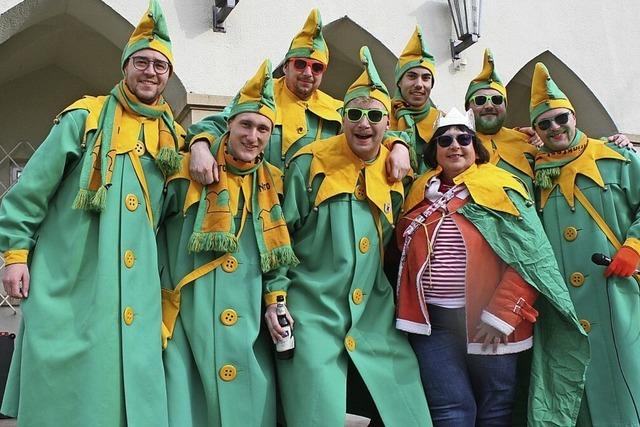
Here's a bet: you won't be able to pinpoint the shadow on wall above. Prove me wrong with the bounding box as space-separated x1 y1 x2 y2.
505 50 618 137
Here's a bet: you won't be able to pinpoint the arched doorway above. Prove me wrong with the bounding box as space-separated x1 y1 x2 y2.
505 50 617 137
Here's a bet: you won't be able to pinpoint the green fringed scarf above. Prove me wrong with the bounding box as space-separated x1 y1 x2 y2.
534 130 586 189
73 80 182 212
188 136 299 272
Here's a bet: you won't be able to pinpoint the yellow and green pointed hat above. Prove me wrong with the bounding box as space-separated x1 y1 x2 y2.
344 46 391 112
229 59 277 124
465 48 507 104
529 62 574 123
121 0 174 69
395 25 436 85
285 9 329 65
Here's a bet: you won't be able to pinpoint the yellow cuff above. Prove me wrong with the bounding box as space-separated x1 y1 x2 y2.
264 291 287 306
4 249 29 265
189 133 216 150
623 238 640 257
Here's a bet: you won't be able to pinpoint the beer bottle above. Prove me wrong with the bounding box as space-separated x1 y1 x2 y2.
275 295 294 359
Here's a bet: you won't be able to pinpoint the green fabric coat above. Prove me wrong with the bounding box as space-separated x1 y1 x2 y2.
265 140 432 427
157 176 276 427
538 139 640 426
0 106 171 426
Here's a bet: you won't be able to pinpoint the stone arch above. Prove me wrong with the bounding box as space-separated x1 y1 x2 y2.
505 50 617 136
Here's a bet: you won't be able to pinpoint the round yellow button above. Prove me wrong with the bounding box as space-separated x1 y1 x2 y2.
123 307 134 325
124 250 136 268
569 272 585 287
359 237 370 254
564 227 578 241
345 335 356 352
219 364 237 381
134 141 146 156
352 288 363 305
221 256 238 273
579 319 591 333
125 194 139 212
220 309 238 326
354 185 366 200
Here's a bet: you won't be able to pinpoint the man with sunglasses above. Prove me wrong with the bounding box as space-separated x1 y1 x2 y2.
264 47 430 427
0 1 183 426
531 62 640 426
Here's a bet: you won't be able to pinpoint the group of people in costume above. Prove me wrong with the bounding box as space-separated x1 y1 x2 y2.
0 1 638 426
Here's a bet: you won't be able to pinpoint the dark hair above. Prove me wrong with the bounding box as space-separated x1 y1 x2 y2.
423 125 490 169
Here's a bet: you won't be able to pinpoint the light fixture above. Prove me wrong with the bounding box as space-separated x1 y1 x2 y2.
448 0 481 61
213 0 239 33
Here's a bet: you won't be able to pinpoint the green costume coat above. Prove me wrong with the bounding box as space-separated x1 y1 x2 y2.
265 135 432 427
538 138 640 426
0 99 178 426
158 171 277 427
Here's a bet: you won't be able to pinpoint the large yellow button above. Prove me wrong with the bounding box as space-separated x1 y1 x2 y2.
134 141 146 156
345 335 356 352
359 237 370 254
352 288 363 305
569 272 585 287
354 185 366 200
221 256 238 273
219 364 237 381
564 227 578 241
123 307 134 325
124 250 136 268
579 319 591 333
220 309 238 326
125 194 139 211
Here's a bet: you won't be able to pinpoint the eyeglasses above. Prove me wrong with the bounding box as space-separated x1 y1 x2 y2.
130 56 171 74
535 112 572 131
470 94 504 106
434 134 475 148
344 108 388 123
290 58 325 75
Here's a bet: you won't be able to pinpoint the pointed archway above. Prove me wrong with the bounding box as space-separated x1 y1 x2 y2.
505 50 617 137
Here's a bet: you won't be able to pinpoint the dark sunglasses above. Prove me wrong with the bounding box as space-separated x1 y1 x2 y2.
535 112 572 131
470 94 504 106
291 58 325 75
435 134 475 148
344 108 388 123
130 56 171 74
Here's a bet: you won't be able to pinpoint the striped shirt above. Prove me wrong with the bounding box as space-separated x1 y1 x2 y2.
419 214 467 309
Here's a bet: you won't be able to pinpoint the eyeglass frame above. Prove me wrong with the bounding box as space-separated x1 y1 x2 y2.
469 94 505 107
343 107 389 124
434 133 476 148
129 56 171 75
289 57 326 76
535 111 572 131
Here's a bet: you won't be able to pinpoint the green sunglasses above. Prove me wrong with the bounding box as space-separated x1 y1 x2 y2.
470 94 504 106
344 108 388 123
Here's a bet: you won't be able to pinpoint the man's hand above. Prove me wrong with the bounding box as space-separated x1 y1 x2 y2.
264 303 295 344
189 140 219 185
386 143 411 182
3 263 29 299
608 134 636 152
516 126 543 148
605 246 640 277
473 321 508 353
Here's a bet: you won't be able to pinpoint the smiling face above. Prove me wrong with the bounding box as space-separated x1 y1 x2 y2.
468 88 507 135
397 66 433 108
534 107 577 152
342 97 389 162
123 48 170 104
283 57 324 101
436 126 477 181
227 112 273 162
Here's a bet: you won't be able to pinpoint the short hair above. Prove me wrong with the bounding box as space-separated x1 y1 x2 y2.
423 125 490 169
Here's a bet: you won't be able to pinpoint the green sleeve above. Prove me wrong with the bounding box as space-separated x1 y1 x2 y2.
617 147 640 248
0 109 87 252
185 104 233 147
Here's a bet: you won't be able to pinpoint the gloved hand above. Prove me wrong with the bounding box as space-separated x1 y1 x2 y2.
605 246 640 277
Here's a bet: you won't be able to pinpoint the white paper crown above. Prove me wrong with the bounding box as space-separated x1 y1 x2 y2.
434 107 476 132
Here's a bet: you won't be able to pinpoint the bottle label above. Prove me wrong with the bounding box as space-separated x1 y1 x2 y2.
276 326 295 352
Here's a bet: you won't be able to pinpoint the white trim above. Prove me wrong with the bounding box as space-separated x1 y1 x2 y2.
481 310 515 335
396 319 432 335
467 336 533 355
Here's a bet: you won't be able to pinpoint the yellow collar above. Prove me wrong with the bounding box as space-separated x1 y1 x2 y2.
539 138 627 209
477 127 537 178
404 163 529 216
294 134 403 224
273 78 342 156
